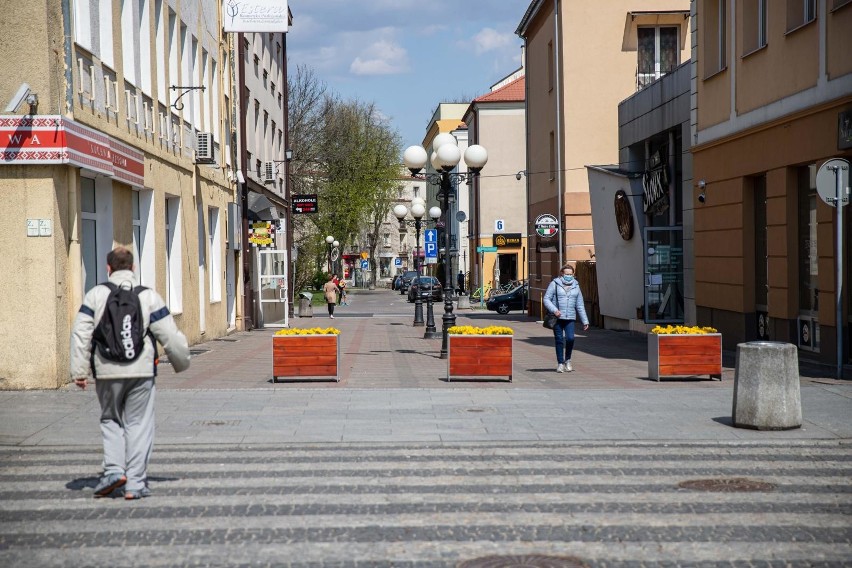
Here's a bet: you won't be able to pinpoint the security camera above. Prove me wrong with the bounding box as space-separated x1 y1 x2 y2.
515 172 522 181
4 83 35 113
698 192 706 203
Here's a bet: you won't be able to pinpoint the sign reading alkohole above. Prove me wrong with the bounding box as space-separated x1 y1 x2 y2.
292 194 318 214
534 214 559 238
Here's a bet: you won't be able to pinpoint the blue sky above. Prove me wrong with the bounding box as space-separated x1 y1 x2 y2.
286 0 526 148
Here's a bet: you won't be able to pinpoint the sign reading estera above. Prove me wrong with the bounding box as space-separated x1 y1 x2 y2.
223 0 288 33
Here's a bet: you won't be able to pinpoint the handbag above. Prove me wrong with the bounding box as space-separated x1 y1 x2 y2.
542 312 558 329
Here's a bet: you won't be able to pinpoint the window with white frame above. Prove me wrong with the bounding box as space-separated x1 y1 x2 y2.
133 189 155 286
99 0 114 67
787 0 817 31
74 0 92 51
743 0 768 54
637 26 679 88
168 10 178 104
155 0 166 104
165 196 183 312
121 0 136 84
209 207 222 302
139 0 151 95
703 0 727 77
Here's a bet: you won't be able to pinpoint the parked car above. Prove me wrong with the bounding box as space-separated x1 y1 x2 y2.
486 282 529 314
407 276 443 303
398 271 419 293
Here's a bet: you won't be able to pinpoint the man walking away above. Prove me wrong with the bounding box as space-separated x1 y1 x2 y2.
70 246 190 500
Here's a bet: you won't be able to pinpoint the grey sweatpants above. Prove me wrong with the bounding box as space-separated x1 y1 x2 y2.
95 376 155 492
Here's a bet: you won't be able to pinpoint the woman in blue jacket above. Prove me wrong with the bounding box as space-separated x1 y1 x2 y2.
543 264 590 372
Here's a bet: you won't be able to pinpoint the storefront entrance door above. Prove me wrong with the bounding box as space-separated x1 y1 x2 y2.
258 249 288 328
644 227 684 324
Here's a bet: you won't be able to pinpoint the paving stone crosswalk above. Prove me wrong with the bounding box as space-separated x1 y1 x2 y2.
2 441 850 566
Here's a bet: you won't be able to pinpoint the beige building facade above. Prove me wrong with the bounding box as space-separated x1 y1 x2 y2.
0 1 257 389
692 0 852 371
464 75 529 295
516 0 691 316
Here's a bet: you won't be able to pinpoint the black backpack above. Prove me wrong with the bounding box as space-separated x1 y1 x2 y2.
92 282 148 362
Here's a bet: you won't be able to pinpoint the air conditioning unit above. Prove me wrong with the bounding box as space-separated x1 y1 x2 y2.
263 161 276 184
196 132 214 163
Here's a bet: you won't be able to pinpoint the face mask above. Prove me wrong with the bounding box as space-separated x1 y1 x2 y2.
562 275 574 283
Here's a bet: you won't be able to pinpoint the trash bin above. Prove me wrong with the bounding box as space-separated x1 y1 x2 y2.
298 291 313 318
732 341 801 430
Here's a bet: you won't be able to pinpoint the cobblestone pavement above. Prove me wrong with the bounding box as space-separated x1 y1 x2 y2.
153 289 847 390
3 288 851 566
1 440 851 567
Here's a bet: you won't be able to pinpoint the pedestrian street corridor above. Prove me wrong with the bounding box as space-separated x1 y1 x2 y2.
1 440 851 566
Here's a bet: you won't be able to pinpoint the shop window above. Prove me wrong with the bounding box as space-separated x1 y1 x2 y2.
797 165 819 314
209 207 221 302
380 258 391 278
165 196 183 313
753 175 768 309
81 178 98 293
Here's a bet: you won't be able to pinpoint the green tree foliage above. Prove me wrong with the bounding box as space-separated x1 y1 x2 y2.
288 65 401 290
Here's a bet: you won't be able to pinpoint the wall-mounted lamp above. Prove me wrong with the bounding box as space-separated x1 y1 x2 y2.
515 170 526 181
697 179 707 204
285 148 293 161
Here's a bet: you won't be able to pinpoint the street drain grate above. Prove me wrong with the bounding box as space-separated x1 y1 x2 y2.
213 338 240 342
189 348 211 356
191 420 241 427
678 478 776 492
458 555 587 568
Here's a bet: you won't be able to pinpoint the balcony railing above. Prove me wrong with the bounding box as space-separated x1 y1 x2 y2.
636 64 677 91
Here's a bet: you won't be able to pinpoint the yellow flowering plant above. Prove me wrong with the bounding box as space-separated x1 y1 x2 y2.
274 327 340 336
650 325 717 335
447 325 514 336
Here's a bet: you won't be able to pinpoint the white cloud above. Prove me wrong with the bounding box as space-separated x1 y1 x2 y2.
350 40 410 75
472 27 514 55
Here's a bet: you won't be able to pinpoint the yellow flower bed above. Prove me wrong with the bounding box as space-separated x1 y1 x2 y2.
448 325 514 336
651 325 717 335
274 327 340 336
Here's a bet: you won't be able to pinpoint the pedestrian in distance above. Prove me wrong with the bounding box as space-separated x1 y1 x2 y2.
338 274 349 306
543 264 589 373
322 273 341 319
70 246 190 500
457 270 465 294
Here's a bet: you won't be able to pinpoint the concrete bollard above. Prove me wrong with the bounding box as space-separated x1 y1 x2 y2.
732 341 802 430
457 294 470 309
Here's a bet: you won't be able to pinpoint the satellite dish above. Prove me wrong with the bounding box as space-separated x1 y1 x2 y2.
455 211 467 222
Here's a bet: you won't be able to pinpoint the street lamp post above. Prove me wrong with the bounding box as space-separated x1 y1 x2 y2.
394 199 427 327
403 137 488 358
325 235 338 275
423 205 443 339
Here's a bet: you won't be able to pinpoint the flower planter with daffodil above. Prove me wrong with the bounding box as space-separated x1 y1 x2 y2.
447 326 514 382
648 325 722 382
272 328 340 382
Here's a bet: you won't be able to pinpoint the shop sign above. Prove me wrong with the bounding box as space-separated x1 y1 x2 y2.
248 221 274 247
493 233 521 248
292 194 318 214
642 150 669 215
223 0 288 33
0 115 144 186
534 214 559 238
614 189 634 240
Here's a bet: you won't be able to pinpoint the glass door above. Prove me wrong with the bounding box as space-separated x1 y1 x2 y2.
644 227 684 323
258 249 288 328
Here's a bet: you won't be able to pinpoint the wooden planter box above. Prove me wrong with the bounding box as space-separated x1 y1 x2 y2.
272 335 339 382
447 335 513 382
648 333 722 381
